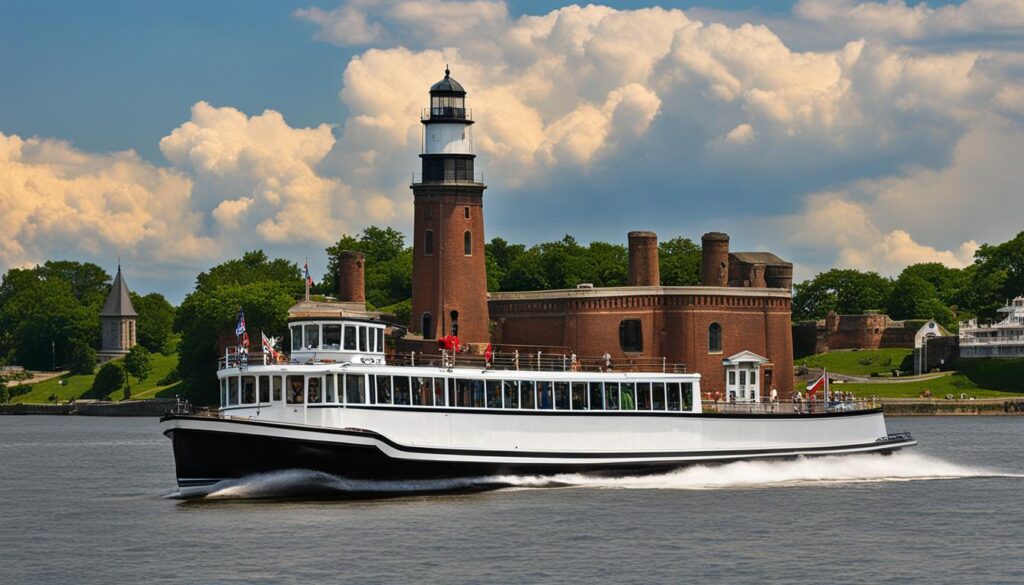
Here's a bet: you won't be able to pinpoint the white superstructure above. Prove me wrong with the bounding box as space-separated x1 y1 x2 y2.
959 296 1024 358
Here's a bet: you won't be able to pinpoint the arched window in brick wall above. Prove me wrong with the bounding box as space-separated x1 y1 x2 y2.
708 322 722 353
464 231 472 255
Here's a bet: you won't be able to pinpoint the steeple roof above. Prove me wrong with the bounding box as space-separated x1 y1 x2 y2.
100 265 138 317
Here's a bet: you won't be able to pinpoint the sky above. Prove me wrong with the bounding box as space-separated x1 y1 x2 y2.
2 0 1023 303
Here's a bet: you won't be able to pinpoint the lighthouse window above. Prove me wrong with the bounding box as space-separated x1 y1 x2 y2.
619 319 642 352
605 383 619 410
503 380 518 409
346 374 366 404
424 230 434 255
291 325 301 351
393 376 410 405
572 382 587 410
520 380 535 409
323 324 341 349
486 380 502 408
708 322 722 353
464 206 470 219
344 325 357 351
554 382 570 410
589 382 604 411
304 324 320 349
637 382 652 410
652 382 666 410
464 231 472 255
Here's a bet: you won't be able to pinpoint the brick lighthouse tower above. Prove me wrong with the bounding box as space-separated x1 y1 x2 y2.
410 68 490 344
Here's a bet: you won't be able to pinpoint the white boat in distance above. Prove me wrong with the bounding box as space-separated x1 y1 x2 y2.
160 308 916 496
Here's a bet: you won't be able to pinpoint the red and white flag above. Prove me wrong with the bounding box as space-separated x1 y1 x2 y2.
807 371 829 396
261 331 278 362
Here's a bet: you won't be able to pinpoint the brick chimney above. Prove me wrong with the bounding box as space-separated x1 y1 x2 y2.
701 232 730 287
337 251 366 304
627 231 660 287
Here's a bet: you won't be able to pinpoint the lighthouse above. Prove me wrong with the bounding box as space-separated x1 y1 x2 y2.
410 68 490 344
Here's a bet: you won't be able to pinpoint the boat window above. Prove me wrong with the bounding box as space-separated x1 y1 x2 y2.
367 328 376 353
346 374 366 404
588 382 604 410
273 376 282 401
503 380 518 408
454 379 470 407
682 382 694 411
471 380 484 407
393 376 411 405
538 381 553 409
571 382 587 410
287 376 304 404
433 378 446 406
652 382 666 410
325 375 337 403
258 375 271 403
637 382 652 410
344 325 357 351
304 324 320 349
621 383 636 410
228 376 239 405
605 383 619 410
377 328 385 352
708 322 722 353
667 383 681 411
291 325 301 351
323 324 342 349
619 319 643 353
520 380 535 409
220 378 227 407
486 380 502 408
368 375 376 404
554 382 570 409
377 376 393 404
360 327 368 352
413 377 431 406
308 377 322 403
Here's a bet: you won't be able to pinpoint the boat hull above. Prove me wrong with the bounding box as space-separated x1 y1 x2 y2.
161 414 916 494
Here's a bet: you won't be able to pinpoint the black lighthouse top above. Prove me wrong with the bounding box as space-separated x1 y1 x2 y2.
429 67 466 95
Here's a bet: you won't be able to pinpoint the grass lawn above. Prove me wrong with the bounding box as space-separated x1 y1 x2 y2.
12 352 180 403
795 349 913 377
801 374 1024 399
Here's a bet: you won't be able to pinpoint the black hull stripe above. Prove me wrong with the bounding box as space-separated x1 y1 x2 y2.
162 415 913 461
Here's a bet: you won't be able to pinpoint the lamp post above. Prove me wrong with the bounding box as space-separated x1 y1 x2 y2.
51 340 55 372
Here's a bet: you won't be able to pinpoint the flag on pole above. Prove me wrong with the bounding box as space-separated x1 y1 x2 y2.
806 371 827 397
303 259 313 286
261 331 278 362
235 308 247 337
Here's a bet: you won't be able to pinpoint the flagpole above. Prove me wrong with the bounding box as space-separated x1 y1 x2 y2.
305 256 310 302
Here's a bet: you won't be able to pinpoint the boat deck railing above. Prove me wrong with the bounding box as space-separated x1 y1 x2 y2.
218 346 687 374
703 398 881 415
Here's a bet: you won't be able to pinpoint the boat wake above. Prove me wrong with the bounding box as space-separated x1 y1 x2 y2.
167 452 1020 501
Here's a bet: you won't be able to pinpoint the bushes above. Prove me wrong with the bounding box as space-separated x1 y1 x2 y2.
89 361 124 399
67 342 97 375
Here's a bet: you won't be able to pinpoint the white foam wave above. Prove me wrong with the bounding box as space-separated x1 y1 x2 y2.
170 453 1020 500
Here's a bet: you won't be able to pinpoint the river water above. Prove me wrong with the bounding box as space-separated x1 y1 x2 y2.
1 416 1021 584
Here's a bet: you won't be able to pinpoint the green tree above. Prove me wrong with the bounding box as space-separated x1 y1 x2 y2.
195 250 302 295
969 231 1024 318
132 292 176 353
659 237 702 286
792 269 893 321
0 274 97 370
323 227 412 308
37 260 111 307
90 361 124 399
67 341 97 375
123 345 152 398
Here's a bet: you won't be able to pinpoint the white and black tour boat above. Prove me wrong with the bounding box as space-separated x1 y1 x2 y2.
160 302 916 495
